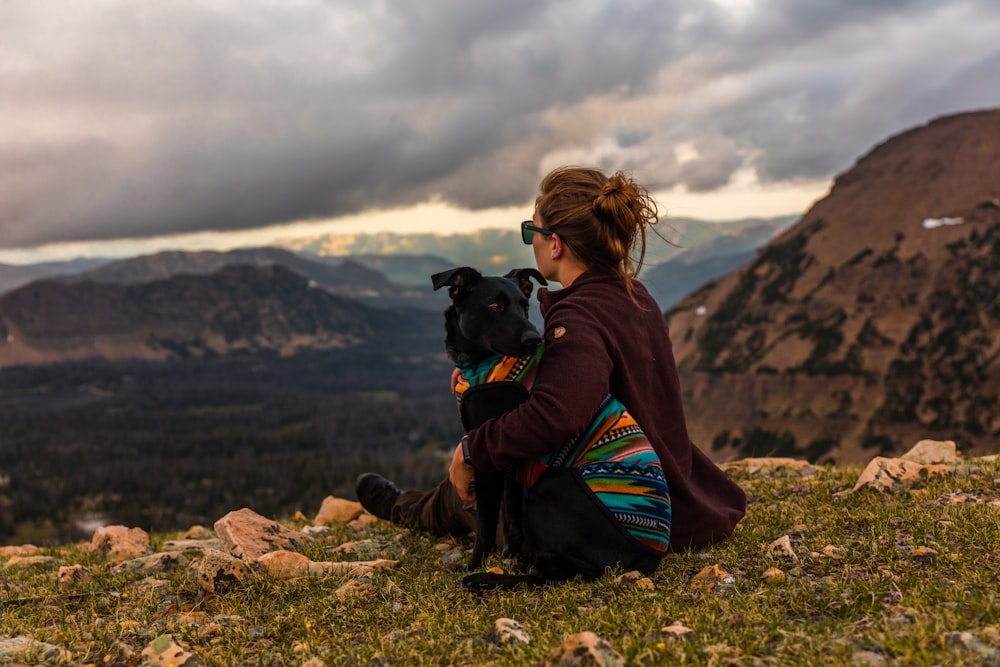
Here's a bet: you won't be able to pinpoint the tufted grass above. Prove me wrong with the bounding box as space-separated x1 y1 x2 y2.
2 458 999 665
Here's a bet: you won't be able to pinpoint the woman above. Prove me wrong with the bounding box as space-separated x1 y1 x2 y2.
357 166 746 574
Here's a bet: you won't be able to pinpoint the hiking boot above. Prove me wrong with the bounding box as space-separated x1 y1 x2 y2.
355 473 402 521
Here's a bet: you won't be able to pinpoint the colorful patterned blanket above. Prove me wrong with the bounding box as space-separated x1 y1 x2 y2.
454 345 672 553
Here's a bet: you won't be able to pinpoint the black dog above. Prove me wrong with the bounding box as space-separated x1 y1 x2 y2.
431 266 545 574
432 266 671 591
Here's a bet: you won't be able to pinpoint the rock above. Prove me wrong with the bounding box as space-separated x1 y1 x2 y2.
57 564 93 588
943 631 1000 664
689 564 734 593
161 538 222 554
196 549 252 594
257 550 330 579
660 622 694 637
719 458 815 475
183 525 215 540
314 496 365 525
545 632 625 667
88 525 151 563
851 650 888 665
489 618 531 645
761 567 786 585
0 636 69 664
214 508 312 563
141 634 204 666
910 547 939 563
302 525 331 537
351 513 380 528
335 576 376 601
115 551 189 574
901 439 961 465
818 545 845 560
837 457 951 495
766 535 798 562
0 545 41 558
331 538 394 558
2 555 60 570
614 570 655 590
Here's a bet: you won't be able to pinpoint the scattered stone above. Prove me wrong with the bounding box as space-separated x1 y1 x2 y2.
0 636 69 664
383 627 427 645
0 545 41 558
766 535 798 562
314 495 365 525
131 577 170 591
545 632 625 667
330 538 393 558
441 548 465 566
943 631 1000 665
89 525 151 563
302 525 331 537
57 564 93 588
183 525 215 540
761 567 786 585
161 538 222 554
818 545 845 560
432 542 453 552
214 508 312 563
660 622 694 637
196 549 252 595
141 634 204 666
851 649 888 665
115 551 189 574
719 458 816 476
351 513 380 528
489 618 531 645
902 439 961 465
614 570 655 590
256 550 329 579
335 575 376 601
910 547 939 563
689 564 735 593
2 555 60 570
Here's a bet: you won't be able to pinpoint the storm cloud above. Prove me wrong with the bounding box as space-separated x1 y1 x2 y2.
2 0 999 248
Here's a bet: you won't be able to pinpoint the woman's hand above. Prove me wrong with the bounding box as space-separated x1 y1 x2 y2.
449 441 476 504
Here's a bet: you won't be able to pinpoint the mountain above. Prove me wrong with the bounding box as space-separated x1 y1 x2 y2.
0 257 113 295
667 109 1000 463
644 220 790 309
76 247 440 306
0 264 440 367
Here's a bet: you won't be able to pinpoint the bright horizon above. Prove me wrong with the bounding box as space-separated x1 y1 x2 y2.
0 177 828 266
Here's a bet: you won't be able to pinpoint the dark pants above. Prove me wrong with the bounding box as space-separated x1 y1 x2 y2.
391 478 478 537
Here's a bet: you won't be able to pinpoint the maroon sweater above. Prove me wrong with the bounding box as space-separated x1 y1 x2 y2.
465 269 746 551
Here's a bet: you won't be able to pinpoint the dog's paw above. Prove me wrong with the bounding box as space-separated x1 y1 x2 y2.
461 571 545 591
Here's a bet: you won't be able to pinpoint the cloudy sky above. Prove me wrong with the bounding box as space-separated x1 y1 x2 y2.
2 0 999 262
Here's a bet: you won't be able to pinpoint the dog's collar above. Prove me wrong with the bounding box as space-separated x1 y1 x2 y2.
454 343 544 397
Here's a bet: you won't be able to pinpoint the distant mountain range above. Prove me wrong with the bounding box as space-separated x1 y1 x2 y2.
667 108 1000 462
0 264 440 367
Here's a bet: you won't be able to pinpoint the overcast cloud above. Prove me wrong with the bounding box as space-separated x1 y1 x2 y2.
1 0 999 249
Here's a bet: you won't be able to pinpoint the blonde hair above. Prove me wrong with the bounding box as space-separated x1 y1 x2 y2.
535 166 659 296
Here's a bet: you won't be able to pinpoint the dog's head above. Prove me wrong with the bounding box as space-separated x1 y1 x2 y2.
431 266 547 363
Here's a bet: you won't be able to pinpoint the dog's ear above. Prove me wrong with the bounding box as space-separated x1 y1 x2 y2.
431 267 483 300
503 268 547 299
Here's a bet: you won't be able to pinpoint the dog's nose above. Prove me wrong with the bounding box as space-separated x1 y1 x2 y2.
521 330 542 348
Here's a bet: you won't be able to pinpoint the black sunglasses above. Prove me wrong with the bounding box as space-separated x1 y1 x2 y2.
521 220 553 245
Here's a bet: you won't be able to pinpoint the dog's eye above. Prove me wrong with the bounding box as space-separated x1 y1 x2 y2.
489 300 503 312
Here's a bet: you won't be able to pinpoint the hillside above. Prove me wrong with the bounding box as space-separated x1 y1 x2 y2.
0 264 440 367
1 446 998 665
667 109 1000 463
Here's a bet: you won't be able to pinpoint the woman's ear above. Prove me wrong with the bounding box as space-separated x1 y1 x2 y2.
551 233 564 259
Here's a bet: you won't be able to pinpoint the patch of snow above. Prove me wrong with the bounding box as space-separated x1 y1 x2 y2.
921 217 964 229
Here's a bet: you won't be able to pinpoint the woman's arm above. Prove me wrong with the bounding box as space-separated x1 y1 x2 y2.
463 303 614 470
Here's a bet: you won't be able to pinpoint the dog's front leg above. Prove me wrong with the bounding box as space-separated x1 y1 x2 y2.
501 474 526 562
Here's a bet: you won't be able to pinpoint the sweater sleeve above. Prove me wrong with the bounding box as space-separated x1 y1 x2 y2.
464 302 614 471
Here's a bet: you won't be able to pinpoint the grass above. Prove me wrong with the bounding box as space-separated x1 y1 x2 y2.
2 458 999 666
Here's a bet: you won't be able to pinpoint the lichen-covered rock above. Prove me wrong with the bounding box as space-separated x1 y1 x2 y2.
545 632 625 666
214 508 311 562
196 549 251 594
313 495 365 525
57 564 93 588
89 525 151 563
